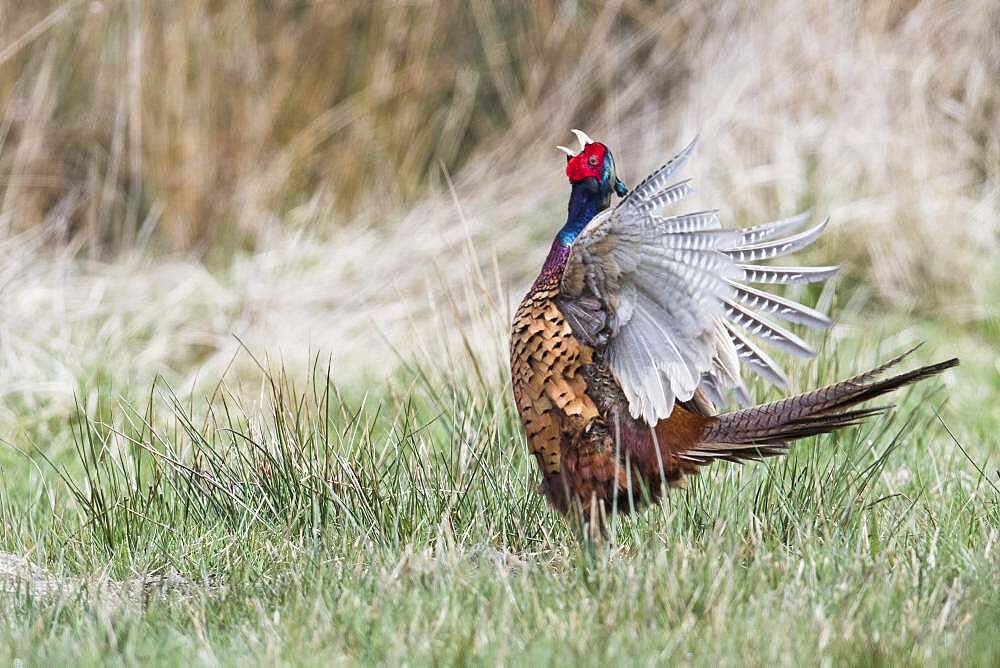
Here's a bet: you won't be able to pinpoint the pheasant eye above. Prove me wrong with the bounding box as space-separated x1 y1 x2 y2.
587 155 599 167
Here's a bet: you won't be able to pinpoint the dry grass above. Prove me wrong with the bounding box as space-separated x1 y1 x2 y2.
0 1 649 249
2 2 995 267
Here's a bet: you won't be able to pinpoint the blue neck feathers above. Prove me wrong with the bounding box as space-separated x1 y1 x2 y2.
557 181 608 245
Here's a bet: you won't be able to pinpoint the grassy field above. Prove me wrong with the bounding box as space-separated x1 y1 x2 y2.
1 0 999 665
0 304 997 664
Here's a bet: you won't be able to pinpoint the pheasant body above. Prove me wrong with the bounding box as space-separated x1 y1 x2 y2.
511 238 709 516
510 132 958 530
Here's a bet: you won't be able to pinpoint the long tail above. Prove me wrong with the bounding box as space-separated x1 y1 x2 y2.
681 346 959 465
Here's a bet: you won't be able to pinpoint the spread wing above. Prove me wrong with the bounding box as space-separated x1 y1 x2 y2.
558 137 837 425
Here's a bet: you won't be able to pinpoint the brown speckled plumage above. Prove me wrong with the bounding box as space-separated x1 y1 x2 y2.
510 276 598 477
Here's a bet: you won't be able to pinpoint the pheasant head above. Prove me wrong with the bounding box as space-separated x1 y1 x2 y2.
556 129 628 244
559 129 628 199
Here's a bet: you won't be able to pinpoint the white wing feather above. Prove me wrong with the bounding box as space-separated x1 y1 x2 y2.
559 138 838 425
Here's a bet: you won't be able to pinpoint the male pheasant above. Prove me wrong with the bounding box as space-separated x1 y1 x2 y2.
510 130 958 534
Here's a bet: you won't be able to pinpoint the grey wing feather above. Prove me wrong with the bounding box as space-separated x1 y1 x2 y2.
558 296 608 347
738 264 839 285
725 219 830 263
559 136 839 425
654 210 722 234
737 211 812 245
722 300 816 358
723 323 790 388
627 136 699 202
633 180 696 212
728 282 834 329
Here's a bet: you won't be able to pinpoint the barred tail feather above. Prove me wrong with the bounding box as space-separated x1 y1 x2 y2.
689 350 958 462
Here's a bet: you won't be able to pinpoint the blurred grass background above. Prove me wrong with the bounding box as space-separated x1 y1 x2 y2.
2 0 668 249
2 1 995 259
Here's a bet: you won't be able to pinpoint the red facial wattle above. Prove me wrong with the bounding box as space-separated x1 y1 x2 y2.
566 143 608 183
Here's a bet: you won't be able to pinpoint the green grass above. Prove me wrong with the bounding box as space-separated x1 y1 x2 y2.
0 314 997 665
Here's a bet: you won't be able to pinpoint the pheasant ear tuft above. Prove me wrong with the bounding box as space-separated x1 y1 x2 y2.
570 128 595 151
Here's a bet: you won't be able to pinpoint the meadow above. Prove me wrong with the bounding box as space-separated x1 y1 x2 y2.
1 1 998 664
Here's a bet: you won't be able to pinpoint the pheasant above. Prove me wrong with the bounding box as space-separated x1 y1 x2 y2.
509 129 958 535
